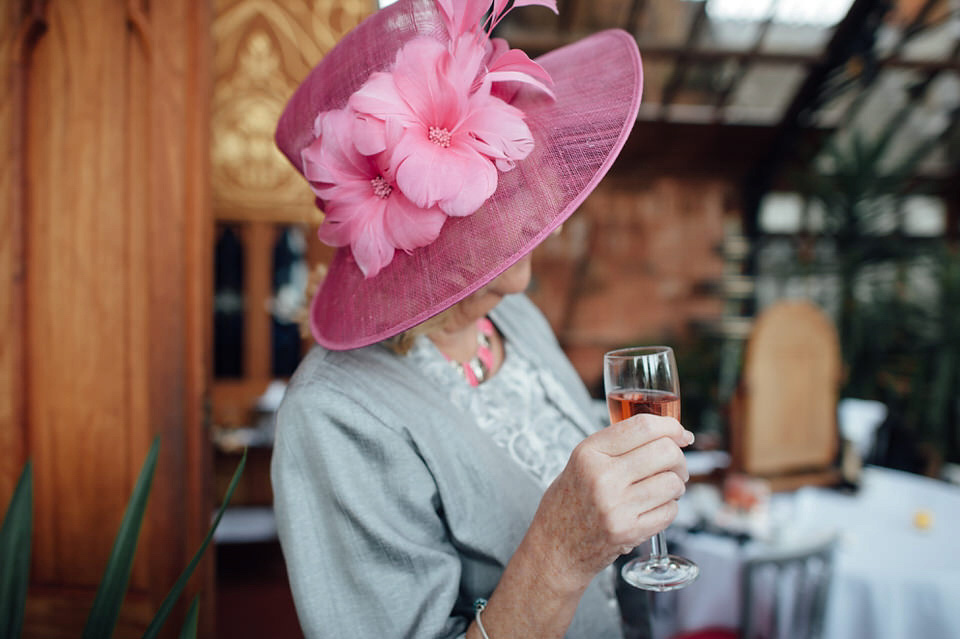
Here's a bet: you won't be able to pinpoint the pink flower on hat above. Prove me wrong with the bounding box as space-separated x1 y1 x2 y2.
303 108 446 278
349 36 534 217
305 0 560 278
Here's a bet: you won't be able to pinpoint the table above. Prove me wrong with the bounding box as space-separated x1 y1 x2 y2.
666 466 960 639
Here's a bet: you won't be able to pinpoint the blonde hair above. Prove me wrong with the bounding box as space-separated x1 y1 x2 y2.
297 263 329 340
381 308 455 355
299 261 454 355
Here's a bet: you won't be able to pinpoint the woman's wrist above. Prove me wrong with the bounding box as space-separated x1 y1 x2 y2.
467 518 592 639
518 515 597 597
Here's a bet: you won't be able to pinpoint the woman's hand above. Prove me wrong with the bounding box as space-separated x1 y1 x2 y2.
527 414 694 594
467 415 693 639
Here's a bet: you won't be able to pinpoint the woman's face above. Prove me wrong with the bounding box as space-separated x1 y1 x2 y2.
443 254 532 331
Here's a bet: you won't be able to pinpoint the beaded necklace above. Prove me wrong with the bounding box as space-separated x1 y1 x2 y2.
444 317 495 386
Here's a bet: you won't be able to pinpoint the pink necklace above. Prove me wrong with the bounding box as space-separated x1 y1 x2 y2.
444 317 495 386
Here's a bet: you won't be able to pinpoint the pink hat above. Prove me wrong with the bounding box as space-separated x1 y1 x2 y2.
276 0 643 350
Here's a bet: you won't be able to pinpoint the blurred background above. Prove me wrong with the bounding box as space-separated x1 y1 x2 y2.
2 0 959 637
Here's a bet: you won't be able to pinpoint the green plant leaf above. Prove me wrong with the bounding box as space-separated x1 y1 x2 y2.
141 448 247 639
81 437 160 639
178 596 200 639
0 462 32 639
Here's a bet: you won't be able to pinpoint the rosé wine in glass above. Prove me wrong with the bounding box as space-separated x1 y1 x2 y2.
606 389 681 423
603 346 699 592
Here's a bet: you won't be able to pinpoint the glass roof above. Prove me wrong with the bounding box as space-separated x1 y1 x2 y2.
703 0 854 26
384 0 960 176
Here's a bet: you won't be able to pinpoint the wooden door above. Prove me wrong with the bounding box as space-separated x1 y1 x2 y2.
1 1 213 636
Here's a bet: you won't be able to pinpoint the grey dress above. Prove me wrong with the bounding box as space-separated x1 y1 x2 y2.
271 293 625 639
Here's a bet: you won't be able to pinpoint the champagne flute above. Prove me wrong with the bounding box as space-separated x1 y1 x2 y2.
603 345 699 591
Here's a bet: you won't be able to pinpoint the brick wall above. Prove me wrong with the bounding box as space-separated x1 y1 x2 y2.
530 176 732 393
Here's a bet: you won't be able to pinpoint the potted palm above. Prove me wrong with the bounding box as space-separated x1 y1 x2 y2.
789 124 959 472
0 438 246 639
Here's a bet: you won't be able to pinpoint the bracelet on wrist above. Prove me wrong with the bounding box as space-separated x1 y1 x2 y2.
473 598 491 639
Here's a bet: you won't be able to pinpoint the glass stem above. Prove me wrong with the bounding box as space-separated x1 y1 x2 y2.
650 532 669 565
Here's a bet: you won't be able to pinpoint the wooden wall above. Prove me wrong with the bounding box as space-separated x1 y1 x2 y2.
1 1 213 637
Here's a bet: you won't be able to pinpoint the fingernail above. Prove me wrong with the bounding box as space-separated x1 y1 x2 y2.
684 430 695 445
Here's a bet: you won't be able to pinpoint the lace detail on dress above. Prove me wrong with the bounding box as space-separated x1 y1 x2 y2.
408 332 588 487
408 329 622 618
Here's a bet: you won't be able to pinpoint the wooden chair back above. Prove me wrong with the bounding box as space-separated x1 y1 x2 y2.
730 300 842 490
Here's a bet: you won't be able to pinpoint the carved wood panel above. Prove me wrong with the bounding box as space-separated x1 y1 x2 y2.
212 0 374 224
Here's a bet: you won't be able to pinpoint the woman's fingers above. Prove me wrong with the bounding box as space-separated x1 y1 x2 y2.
604 491 680 549
534 414 695 580
633 499 680 541
575 445 688 545
619 436 690 482
625 470 687 513
573 415 691 510
609 471 686 537
592 414 693 457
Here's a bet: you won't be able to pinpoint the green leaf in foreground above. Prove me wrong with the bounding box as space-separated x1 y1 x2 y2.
0 462 33 639
141 447 247 639
82 436 160 639
178 596 200 639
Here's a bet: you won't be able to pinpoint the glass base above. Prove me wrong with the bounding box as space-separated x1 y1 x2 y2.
621 555 699 592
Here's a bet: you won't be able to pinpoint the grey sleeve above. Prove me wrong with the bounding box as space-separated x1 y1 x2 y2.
271 387 469 639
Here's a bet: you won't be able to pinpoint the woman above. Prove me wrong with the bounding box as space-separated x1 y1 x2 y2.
271 0 693 637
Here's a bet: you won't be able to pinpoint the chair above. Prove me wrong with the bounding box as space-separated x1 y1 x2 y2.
728 300 843 492
672 535 838 639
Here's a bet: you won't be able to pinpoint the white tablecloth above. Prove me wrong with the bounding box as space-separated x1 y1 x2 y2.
667 466 960 639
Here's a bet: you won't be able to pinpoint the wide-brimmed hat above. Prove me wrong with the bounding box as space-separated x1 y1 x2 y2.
276 0 643 350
